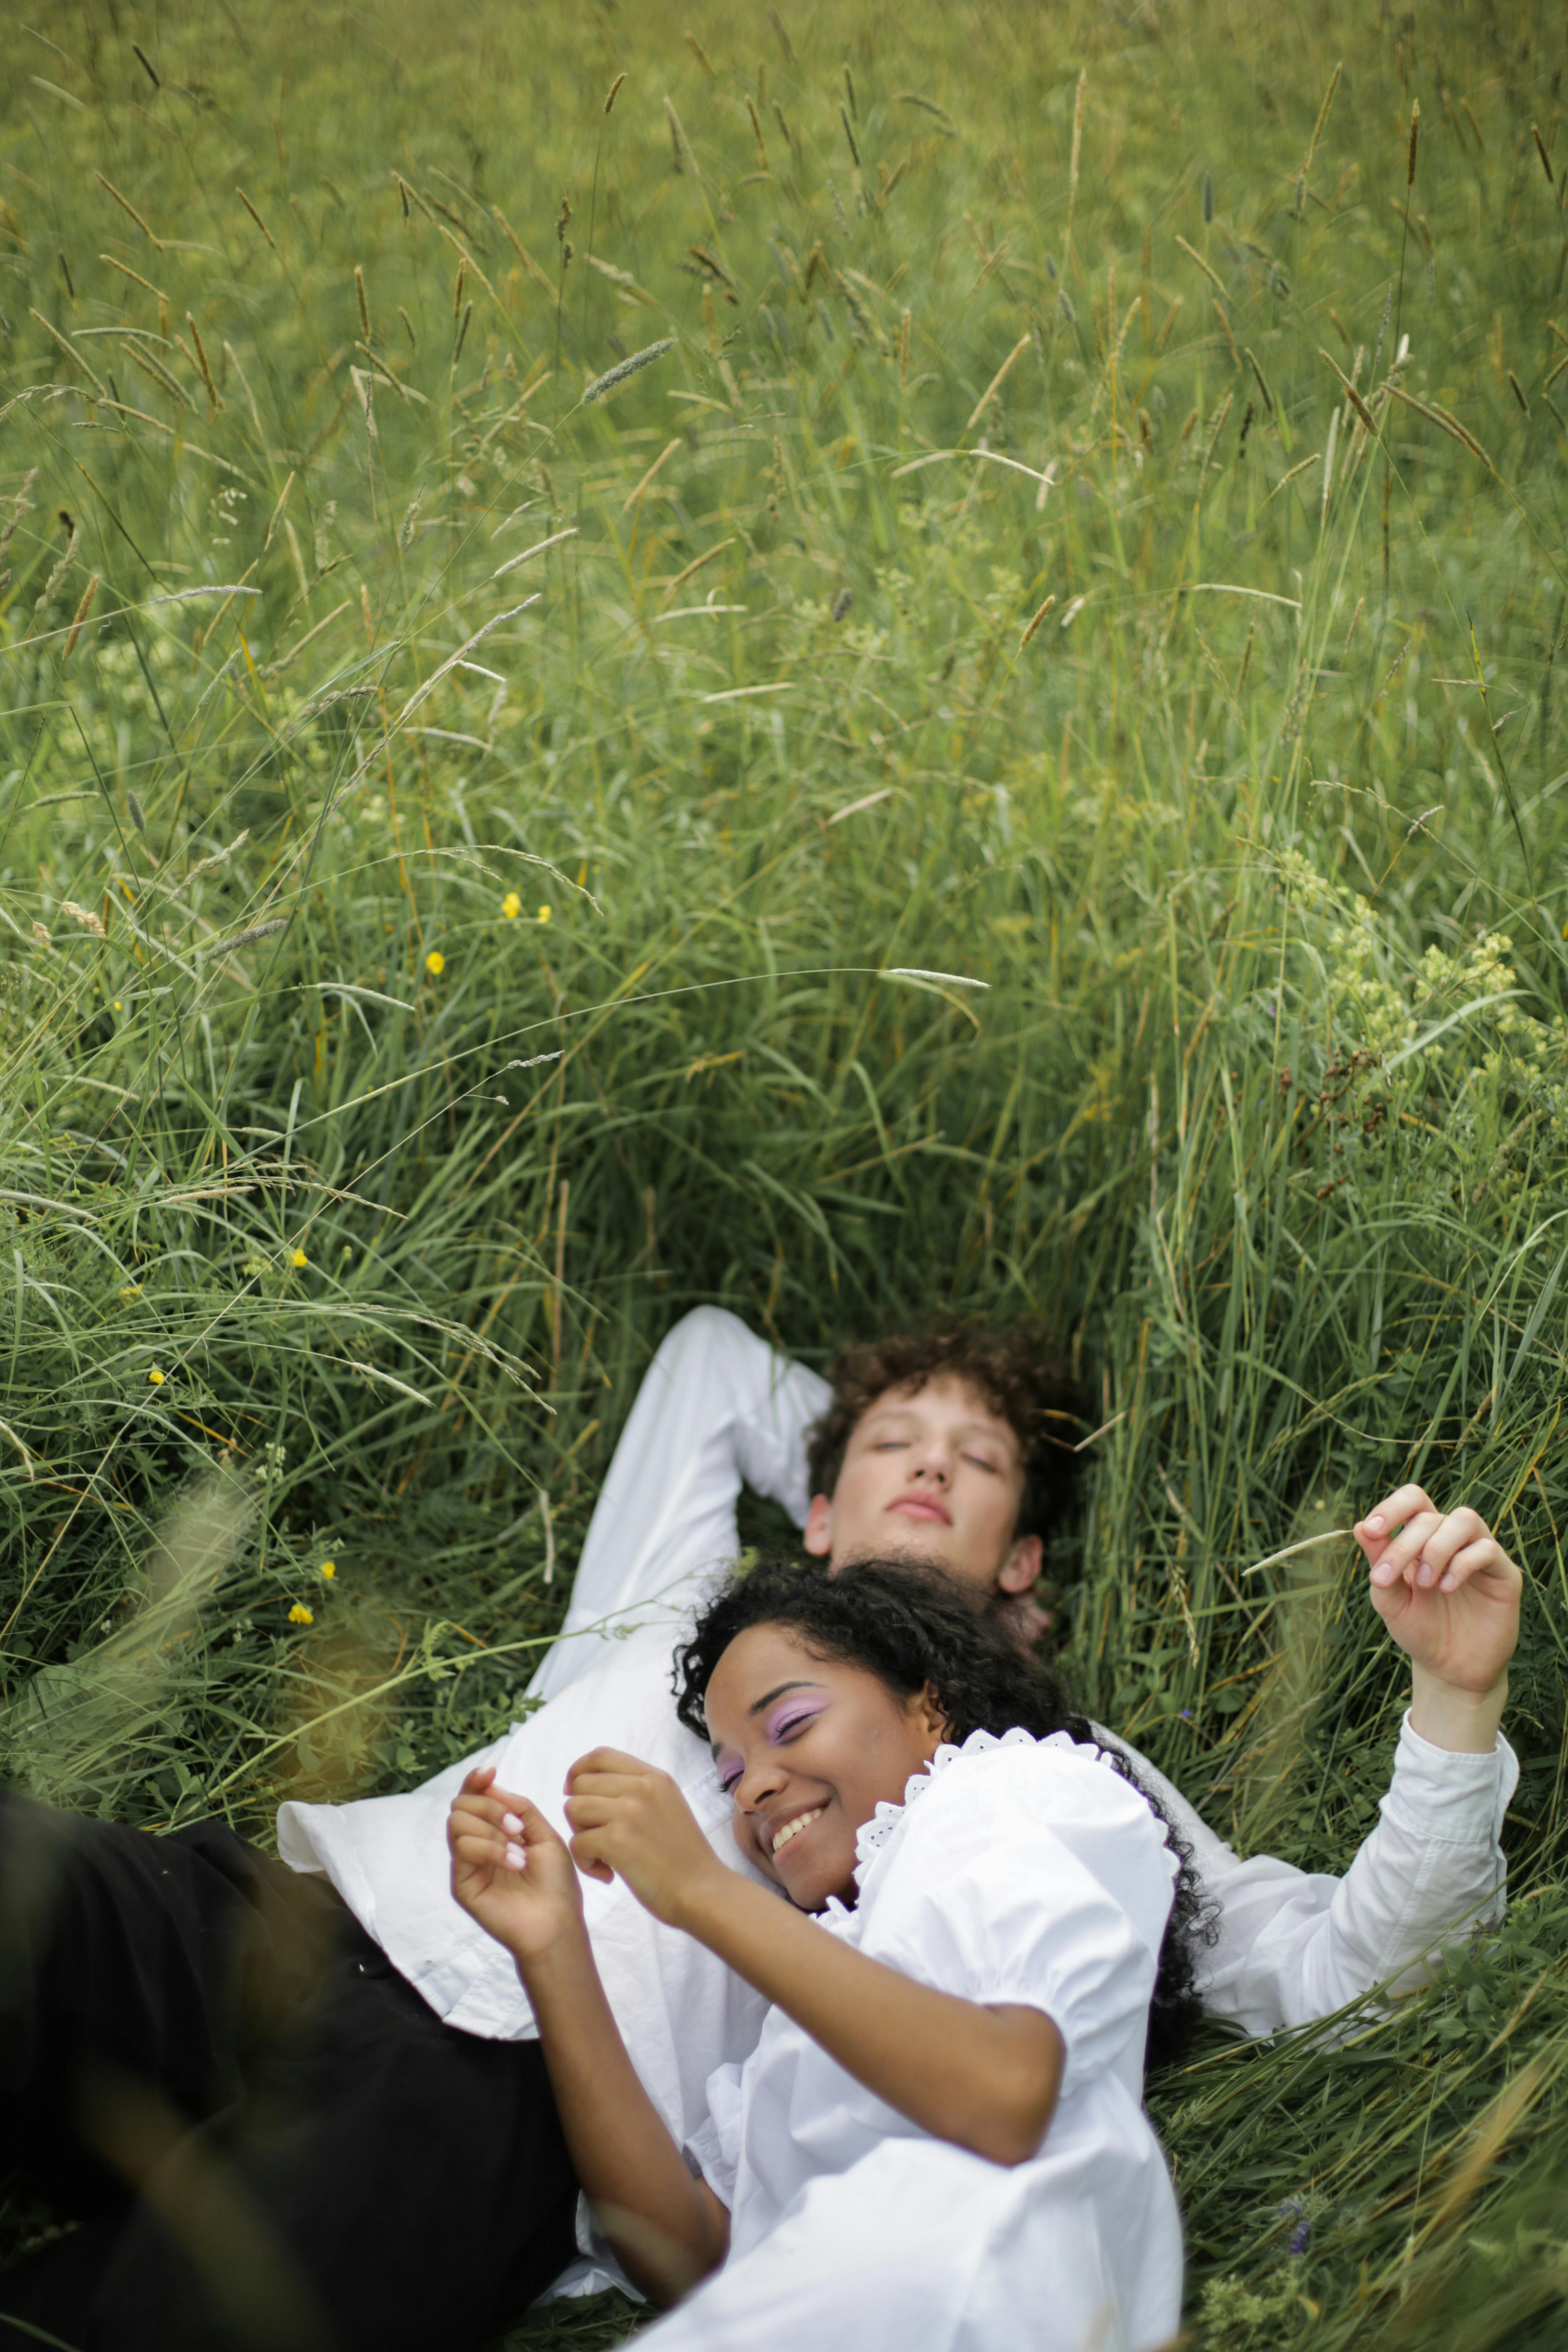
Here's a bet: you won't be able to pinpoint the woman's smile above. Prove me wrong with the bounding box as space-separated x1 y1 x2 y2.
767 1805 825 1858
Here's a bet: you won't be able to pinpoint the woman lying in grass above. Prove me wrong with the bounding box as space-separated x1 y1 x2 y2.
447 1557 1207 2352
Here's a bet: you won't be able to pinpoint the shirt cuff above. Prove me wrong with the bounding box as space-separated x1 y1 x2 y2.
1386 1712 1518 1841
684 2113 737 2211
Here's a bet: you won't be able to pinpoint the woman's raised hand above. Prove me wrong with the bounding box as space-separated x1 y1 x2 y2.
447 1765 585 1962
564 1747 728 1926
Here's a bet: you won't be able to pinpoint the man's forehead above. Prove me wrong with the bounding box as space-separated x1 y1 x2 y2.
858 1374 1019 1442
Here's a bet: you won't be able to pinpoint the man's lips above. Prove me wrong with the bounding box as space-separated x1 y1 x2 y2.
887 1493 952 1525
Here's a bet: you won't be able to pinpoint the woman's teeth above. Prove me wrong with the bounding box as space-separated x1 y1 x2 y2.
771 1808 822 1856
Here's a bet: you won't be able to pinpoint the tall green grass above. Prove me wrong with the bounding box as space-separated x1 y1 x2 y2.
3 0 1567 2341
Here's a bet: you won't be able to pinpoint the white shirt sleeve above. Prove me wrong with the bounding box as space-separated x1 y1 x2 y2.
684 2059 746 2210
1100 1717 1519 2037
527 1307 831 1706
862 1742 1176 2097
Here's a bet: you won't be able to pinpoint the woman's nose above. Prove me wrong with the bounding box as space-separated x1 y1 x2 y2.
735 1756 788 1812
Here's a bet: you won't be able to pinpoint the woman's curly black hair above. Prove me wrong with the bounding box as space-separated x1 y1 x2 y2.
674 1553 1216 2070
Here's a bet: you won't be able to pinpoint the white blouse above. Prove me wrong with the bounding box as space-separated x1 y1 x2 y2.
672 1730 1185 2352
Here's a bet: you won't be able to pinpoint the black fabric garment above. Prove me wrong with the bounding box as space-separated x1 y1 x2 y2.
0 1793 578 2352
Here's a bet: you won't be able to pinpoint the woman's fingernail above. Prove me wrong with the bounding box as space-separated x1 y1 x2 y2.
502 1813 523 1836
1367 1516 1386 1534
1416 1560 1435 1587
504 1842 526 1871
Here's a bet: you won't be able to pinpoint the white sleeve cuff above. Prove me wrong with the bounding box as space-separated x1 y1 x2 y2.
1387 1712 1518 1842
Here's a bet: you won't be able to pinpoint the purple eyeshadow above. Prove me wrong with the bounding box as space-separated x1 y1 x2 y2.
765 1694 829 1744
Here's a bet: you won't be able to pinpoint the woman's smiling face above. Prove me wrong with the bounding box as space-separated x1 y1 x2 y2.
703 1621 947 1912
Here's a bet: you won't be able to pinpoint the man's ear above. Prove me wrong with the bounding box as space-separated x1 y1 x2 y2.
802 1494 833 1557
995 1533 1043 1597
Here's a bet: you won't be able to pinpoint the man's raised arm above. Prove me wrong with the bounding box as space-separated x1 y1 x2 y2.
528 1308 829 1705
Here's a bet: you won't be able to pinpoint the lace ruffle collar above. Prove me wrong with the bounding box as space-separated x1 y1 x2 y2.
851 1725 1114 1887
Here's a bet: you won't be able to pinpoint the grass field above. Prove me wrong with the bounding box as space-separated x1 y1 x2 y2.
3 0 1568 2342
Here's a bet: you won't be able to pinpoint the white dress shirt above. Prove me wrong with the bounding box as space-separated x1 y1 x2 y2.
651 1730 1183 2352
278 1305 1517 2118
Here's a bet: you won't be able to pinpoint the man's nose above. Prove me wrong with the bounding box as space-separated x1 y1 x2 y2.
910 1446 952 1485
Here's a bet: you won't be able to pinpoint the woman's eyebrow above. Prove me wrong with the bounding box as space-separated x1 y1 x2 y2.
707 1679 824 1756
749 1678 822 1718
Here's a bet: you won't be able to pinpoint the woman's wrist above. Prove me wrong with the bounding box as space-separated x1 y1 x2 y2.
666 1858 757 1947
1408 1665 1508 1754
513 1916 595 2004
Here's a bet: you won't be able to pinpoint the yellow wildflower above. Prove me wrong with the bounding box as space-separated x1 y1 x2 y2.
502 892 522 920
426 949 445 976
147 1367 165 1386
291 1247 308 1267
536 904 552 925
288 1602 315 1626
320 1560 336 1580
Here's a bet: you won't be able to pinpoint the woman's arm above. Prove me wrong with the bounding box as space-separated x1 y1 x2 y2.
565 1753 1064 2167
447 1770 728 2305
686 1874 1061 2165
524 1923 731 2303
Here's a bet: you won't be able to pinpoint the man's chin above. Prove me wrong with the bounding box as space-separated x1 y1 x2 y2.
828 1532 998 1598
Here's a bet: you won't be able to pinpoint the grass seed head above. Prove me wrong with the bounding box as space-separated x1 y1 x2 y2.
186 315 222 409
1019 593 1056 649
34 515 80 613
97 172 162 248
1 468 39 565
235 186 277 250
204 919 286 959
582 336 676 403
1304 60 1342 174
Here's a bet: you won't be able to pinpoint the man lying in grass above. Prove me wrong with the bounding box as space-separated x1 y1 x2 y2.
447 1556 1204 2352
0 1312 1521 2352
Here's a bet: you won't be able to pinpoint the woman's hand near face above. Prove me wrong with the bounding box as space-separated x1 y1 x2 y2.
447 1766 585 1964
564 1746 731 1927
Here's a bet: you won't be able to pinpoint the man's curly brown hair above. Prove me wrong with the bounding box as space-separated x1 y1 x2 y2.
804 1319 1085 1543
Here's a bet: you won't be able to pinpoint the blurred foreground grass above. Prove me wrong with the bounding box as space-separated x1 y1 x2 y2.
3 0 1568 2342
